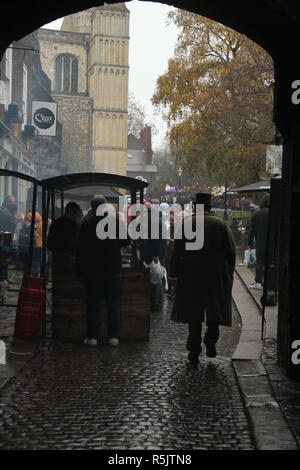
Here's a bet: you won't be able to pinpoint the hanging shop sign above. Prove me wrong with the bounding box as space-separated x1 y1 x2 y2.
31 101 57 136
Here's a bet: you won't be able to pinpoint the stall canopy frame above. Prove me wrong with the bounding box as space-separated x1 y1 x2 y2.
0 169 149 273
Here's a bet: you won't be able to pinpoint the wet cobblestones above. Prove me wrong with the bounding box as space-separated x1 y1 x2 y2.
0 296 254 450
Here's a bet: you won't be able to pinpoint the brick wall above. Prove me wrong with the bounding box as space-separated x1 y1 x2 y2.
140 126 153 165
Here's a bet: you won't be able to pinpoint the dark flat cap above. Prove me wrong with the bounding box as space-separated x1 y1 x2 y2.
195 192 212 205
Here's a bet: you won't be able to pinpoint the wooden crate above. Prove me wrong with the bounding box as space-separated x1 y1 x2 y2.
98 267 151 341
51 255 151 342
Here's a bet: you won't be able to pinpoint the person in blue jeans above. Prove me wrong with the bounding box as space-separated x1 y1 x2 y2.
75 195 129 347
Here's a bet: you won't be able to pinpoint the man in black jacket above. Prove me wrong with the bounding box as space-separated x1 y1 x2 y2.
75 195 129 347
0 195 18 233
248 194 270 289
141 205 167 266
47 201 82 256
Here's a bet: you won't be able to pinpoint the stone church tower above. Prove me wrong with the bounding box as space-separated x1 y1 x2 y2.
37 3 129 176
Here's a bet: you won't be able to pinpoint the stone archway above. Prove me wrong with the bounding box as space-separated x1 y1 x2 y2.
2 0 300 378
1 1 299 59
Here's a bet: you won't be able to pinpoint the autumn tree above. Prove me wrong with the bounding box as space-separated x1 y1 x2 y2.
151 10 275 188
128 92 146 137
149 143 214 200
128 92 158 139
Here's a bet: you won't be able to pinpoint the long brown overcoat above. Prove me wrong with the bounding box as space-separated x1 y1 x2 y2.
169 211 236 326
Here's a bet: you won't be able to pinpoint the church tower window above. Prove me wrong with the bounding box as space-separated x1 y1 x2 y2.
55 54 78 93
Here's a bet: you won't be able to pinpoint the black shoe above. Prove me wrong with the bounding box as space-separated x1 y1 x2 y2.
204 342 217 358
187 352 200 365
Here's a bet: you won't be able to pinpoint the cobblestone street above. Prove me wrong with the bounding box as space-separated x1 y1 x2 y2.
0 295 254 450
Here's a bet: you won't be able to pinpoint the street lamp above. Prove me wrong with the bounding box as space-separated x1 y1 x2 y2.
177 167 183 204
177 167 183 191
224 179 228 221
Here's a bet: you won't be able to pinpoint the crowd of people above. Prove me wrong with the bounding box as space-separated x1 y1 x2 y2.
44 193 237 361
0 190 271 364
0 195 23 285
0 195 51 283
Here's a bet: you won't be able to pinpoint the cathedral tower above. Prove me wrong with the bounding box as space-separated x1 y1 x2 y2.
89 3 129 175
38 3 129 176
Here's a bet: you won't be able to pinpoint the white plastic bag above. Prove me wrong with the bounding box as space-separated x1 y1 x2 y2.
149 260 164 284
161 266 168 291
244 249 256 267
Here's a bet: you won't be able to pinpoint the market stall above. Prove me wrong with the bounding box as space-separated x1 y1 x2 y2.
40 172 150 343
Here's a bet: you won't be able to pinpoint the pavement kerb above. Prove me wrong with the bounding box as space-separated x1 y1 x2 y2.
232 268 299 450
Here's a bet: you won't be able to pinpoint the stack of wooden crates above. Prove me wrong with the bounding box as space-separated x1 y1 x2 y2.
51 254 151 342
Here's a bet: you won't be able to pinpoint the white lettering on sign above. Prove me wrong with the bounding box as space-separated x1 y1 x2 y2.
291 80 300 104
291 340 300 365
35 114 53 124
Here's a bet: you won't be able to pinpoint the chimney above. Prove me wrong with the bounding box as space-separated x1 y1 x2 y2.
140 125 152 164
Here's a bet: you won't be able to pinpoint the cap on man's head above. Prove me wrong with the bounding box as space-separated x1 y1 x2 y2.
195 192 212 206
90 195 107 211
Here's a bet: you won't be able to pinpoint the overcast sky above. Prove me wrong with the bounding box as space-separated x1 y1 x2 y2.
42 0 180 150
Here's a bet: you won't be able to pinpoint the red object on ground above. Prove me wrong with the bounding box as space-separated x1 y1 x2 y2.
14 277 45 338
23 275 44 290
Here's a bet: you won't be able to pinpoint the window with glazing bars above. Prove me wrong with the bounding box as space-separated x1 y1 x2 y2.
55 54 78 93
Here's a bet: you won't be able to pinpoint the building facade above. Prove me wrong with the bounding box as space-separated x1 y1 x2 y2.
0 32 67 213
127 126 157 189
0 34 39 213
37 3 130 176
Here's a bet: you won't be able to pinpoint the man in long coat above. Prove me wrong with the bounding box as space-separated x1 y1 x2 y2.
169 193 236 364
